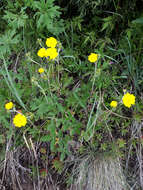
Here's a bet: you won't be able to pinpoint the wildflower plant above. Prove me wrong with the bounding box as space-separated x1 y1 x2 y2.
0 1 142 189
109 92 135 109
2 36 138 162
37 37 59 60
0 27 142 189
4 102 27 128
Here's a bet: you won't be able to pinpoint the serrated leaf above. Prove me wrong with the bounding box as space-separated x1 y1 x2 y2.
73 92 86 109
40 135 51 142
0 29 20 55
3 9 28 29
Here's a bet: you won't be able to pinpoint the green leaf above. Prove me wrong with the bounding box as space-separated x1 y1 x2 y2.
73 92 86 109
1 58 27 111
132 17 143 24
32 0 64 34
40 135 51 142
0 30 20 55
0 135 5 144
117 139 126 148
30 98 53 119
101 22 110 31
3 8 28 29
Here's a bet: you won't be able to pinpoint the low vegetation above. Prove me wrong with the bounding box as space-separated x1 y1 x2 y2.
0 0 143 189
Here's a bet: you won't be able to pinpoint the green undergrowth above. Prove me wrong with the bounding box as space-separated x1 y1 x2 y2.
0 0 143 189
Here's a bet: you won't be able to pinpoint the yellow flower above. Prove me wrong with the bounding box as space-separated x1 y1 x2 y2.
13 113 27 127
46 37 58 48
123 89 127 93
5 102 14 110
122 93 135 108
45 48 58 60
38 68 44 73
110 101 118 108
88 53 98 63
55 138 59 145
37 48 47 57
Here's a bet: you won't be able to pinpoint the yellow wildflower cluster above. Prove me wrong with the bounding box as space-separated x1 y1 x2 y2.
110 92 135 109
37 37 58 60
88 53 98 63
13 113 27 127
5 102 27 127
122 92 135 108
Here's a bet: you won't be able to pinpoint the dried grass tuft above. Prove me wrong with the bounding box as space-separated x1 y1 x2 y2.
72 154 130 190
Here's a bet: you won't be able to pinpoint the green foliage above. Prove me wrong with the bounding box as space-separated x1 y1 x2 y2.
0 29 20 55
0 35 138 162
0 1 143 188
0 0 64 58
32 0 64 34
3 8 28 29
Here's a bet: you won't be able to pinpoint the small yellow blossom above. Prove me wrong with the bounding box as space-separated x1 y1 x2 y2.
110 101 118 108
123 89 127 93
13 113 27 127
37 48 47 57
55 138 59 145
122 92 135 108
38 68 45 73
5 102 14 110
46 37 58 48
45 48 58 60
88 53 98 63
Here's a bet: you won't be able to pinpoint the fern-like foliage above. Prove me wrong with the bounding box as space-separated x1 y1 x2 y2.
32 0 64 34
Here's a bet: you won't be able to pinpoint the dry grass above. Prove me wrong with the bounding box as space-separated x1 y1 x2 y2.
69 121 143 190
0 136 61 190
71 154 130 190
0 121 142 190
125 121 143 190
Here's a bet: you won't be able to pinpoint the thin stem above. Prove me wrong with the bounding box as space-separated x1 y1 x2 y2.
29 57 41 67
91 63 97 93
36 83 49 104
86 94 97 128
